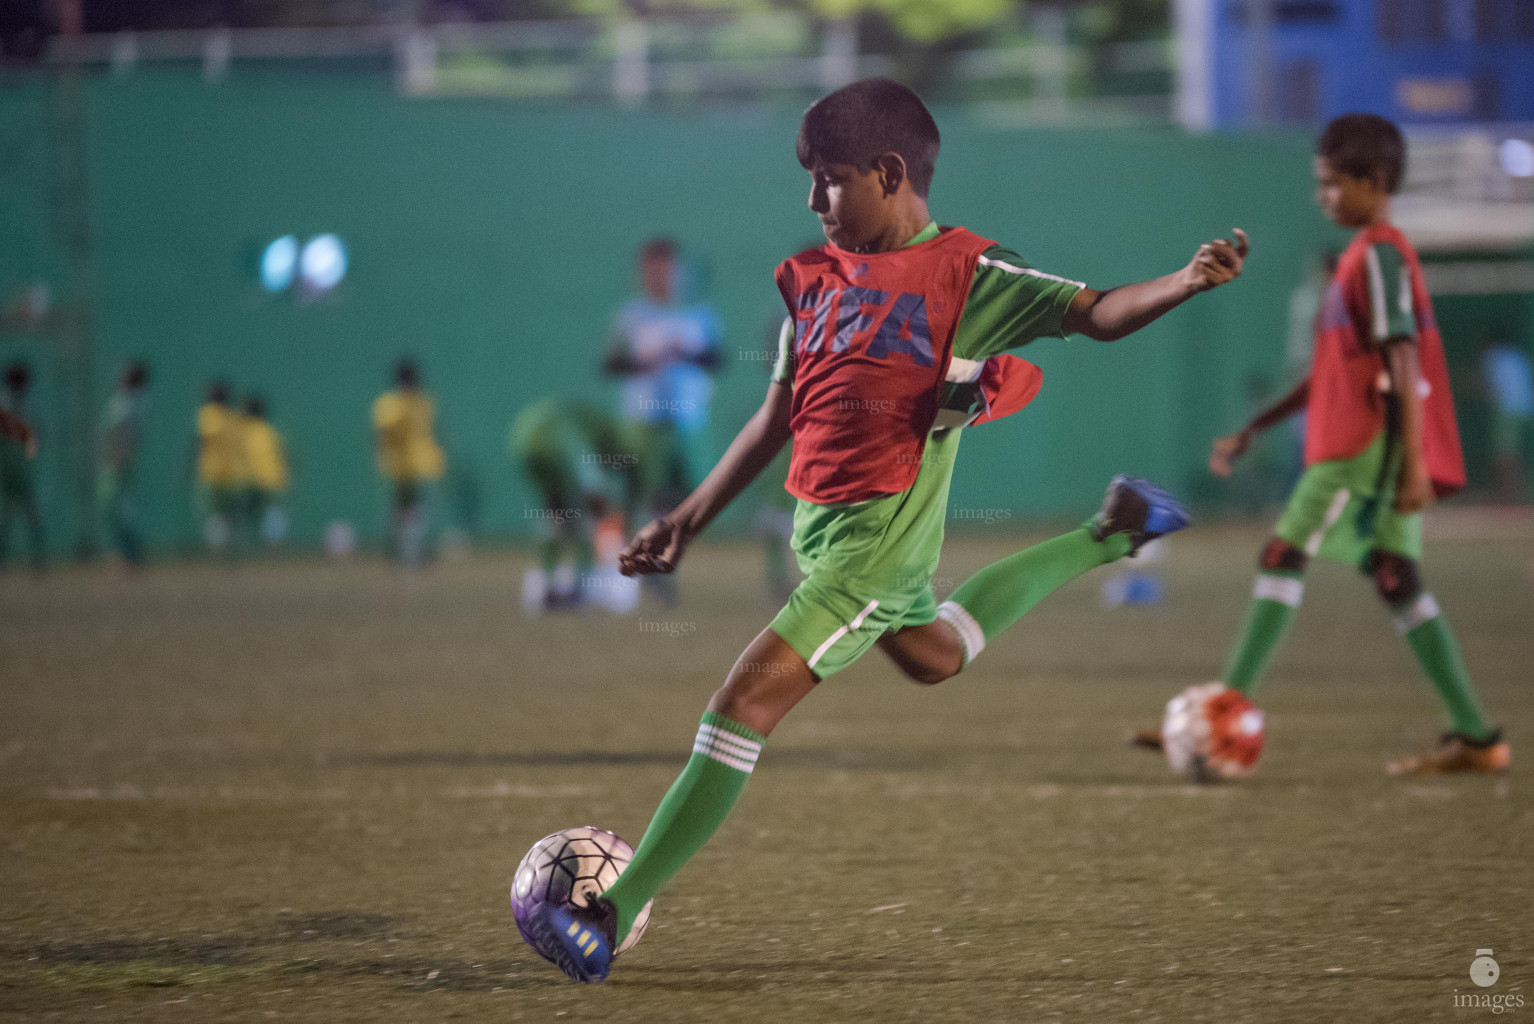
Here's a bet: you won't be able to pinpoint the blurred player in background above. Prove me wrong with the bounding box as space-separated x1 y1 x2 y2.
603 237 723 599
195 379 247 557
241 394 289 548
0 361 44 572
511 396 642 613
1480 328 1532 503
100 360 149 567
1137 114 1507 776
373 357 445 567
530 78 1250 982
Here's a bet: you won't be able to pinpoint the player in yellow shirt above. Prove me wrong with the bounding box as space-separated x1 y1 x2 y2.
372 358 445 566
241 395 289 548
195 380 247 555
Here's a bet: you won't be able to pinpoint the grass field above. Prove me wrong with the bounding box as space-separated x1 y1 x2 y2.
2 523 1530 1023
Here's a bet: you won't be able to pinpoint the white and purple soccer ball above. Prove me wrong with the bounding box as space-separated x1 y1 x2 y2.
511 826 652 961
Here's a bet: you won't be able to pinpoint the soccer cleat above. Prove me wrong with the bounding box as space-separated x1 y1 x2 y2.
1130 728 1164 751
526 894 618 983
1088 475 1191 556
1386 729 1510 777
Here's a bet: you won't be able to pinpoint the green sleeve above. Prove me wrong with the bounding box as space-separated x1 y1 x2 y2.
951 245 1084 360
771 316 794 384
1364 242 1416 344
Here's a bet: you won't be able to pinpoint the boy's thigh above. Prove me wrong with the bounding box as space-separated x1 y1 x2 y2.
769 570 934 680
1273 461 1421 565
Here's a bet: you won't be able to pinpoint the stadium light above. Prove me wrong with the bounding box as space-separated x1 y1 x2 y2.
260 235 299 292
1500 139 1534 179
299 234 348 291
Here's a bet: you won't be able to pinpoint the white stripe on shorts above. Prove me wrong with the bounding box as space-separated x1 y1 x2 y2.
1304 488 1352 557
806 598 880 670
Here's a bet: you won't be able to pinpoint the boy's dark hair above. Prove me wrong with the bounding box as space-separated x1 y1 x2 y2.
395 357 421 388
245 394 268 418
207 379 231 404
3 361 31 394
639 237 677 263
797 78 941 198
123 360 149 390
1317 113 1407 193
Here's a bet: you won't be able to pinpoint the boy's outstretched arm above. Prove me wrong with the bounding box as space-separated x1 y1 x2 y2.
1210 376 1311 477
619 380 793 576
1063 229 1249 341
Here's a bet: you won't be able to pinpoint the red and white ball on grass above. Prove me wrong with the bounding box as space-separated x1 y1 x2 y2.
1161 682 1265 782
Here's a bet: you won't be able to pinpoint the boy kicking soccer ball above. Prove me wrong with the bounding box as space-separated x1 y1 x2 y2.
1135 114 1508 777
529 78 1248 982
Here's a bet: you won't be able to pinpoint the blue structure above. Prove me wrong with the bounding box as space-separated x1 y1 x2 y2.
1177 0 1534 129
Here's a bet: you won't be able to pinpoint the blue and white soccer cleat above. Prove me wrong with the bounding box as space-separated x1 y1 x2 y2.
1088 475 1191 556
527 895 618 983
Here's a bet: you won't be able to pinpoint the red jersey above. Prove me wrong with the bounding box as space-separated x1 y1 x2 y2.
775 227 1041 505
1306 222 1464 496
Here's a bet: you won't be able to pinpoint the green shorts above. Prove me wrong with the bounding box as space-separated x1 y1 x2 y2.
769 568 938 680
1274 432 1421 567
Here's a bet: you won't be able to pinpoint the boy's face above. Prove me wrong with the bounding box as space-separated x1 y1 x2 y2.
1313 156 1389 228
641 254 675 303
807 160 893 251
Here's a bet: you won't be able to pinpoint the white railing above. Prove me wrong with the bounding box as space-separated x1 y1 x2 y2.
43 17 1173 115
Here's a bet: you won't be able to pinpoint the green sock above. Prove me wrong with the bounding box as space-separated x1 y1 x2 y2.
1222 572 1304 695
602 711 764 943
1395 593 1492 739
937 527 1131 664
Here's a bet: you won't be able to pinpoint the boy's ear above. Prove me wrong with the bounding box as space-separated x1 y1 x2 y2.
874 153 907 198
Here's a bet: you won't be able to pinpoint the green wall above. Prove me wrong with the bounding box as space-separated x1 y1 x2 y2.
0 70 1329 555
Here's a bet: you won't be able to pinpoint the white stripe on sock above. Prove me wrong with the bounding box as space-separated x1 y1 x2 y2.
936 600 986 666
1393 592 1441 634
1305 488 1352 556
806 598 880 669
1252 574 1304 607
692 739 757 773
697 724 761 759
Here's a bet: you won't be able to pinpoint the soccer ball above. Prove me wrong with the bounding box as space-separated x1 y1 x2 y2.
1161 682 1265 782
511 826 651 960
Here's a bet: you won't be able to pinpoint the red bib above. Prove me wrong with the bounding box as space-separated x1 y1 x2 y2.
1306 223 1464 496
776 227 1001 504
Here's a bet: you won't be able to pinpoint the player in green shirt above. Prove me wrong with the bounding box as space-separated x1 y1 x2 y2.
528 78 1248 982
100 361 150 567
512 396 644 612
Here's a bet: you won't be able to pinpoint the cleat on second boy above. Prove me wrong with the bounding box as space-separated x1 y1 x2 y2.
1387 730 1510 777
1089 475 1191 557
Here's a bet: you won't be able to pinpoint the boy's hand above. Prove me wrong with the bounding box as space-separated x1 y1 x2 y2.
1209 429 1252 477
1395 460 1435 514
619 516 691 576
1182 229 1249 294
